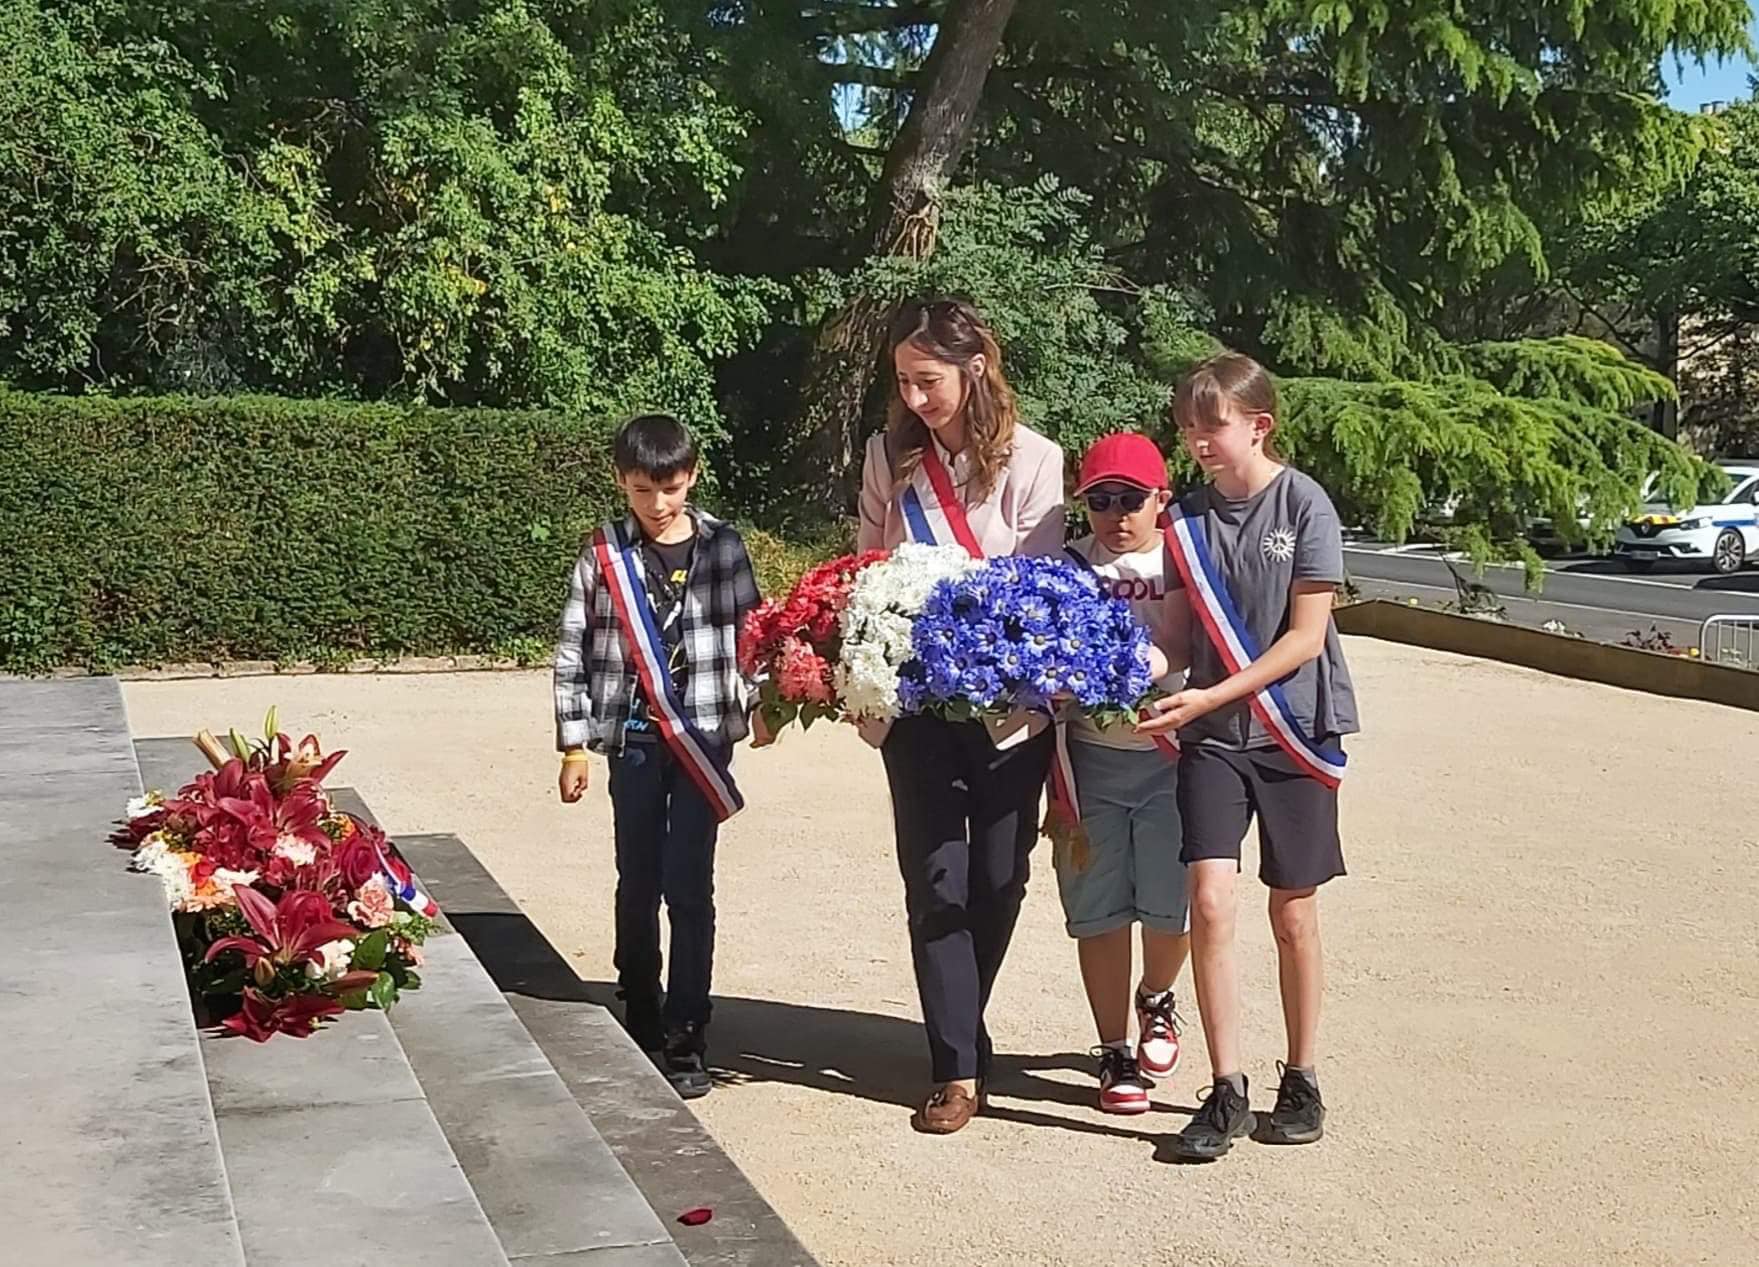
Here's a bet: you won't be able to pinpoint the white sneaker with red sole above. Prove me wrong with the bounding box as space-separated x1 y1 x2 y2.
1095 1045 1151 1114
1136 988 1184 1077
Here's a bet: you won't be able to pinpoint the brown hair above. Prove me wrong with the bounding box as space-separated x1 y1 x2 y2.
1170 351 1283 462
885 297 1019 503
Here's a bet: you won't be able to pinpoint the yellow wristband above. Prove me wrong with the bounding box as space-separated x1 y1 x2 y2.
560 752 590 764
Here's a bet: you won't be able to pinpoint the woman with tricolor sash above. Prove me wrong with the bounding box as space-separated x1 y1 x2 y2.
855 297 1066 1135
1136 351 1360 1162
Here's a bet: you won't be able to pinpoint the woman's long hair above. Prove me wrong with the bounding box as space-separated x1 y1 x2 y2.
884 297 1020 503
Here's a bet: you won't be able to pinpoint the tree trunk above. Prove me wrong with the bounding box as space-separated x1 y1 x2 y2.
792 0 1019 512
1653 305 1681 438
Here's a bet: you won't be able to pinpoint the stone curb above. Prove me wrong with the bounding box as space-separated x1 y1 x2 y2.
8 656 542 682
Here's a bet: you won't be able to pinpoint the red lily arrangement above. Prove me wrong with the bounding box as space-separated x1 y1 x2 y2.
737 550 886 735
116 709 437 1042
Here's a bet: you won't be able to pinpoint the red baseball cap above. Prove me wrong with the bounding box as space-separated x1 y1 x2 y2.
1074 433 1169 495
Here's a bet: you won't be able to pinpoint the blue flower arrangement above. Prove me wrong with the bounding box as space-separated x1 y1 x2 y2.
898 555 1157 722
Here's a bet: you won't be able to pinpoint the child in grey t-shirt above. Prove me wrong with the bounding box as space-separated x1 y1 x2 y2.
1174 466 1359 751
1137 351 1358 1163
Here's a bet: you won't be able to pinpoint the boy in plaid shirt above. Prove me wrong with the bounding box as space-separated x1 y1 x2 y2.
554 413 768 1098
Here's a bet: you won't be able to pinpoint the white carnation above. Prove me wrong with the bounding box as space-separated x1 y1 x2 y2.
133 833 194 908
212 867 259 894
305 938 357 982
273 833 318 867
836 544 979 720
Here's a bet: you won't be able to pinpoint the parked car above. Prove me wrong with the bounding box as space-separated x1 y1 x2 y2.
1526 505 1592 555
1613 462 1759 574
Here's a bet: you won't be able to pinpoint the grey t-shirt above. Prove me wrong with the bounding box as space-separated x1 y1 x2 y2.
1171 468 1360 750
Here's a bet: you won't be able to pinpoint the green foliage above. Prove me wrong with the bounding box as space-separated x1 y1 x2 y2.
0 0 775 430
741 525 851 597
0 1 263 385
0 390 629 672
810 179 1171 456
1275 371 1713 563
1570 100 1759 326
1458 336 1679 414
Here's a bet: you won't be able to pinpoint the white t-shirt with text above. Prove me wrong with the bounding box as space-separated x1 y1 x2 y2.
1066 534 1183 750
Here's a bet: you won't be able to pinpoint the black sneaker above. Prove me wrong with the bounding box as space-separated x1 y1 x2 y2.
1170 1076 1255 1161
662 1021 712 1100
1259 1061 1325 1145
620 992 664 1053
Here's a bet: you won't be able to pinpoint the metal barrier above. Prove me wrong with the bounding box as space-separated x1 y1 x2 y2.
1699 615 1759 668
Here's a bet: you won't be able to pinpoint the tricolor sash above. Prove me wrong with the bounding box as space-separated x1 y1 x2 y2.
898 444 983 558
1160 506 1346 788
374 837 439 919
593 524 744 821
1046 546 1180 866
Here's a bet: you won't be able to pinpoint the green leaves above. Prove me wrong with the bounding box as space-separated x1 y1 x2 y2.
0 0 774 422
0 389 624 672
351 930 390 974
1275 363 1713 563
812 179 1170 457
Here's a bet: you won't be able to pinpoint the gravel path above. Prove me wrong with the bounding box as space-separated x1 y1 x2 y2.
125 638 1759 1267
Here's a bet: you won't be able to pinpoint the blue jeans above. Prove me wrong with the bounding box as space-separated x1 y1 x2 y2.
608 738 721 1028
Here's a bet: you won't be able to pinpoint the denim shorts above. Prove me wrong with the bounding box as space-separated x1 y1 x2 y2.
1053 740 1189 939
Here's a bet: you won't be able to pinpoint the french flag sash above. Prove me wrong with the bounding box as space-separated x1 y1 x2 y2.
898 444 984 559
374 838 439 919
1046 548 1180 865
1160 506 1346 788
593 524 744 821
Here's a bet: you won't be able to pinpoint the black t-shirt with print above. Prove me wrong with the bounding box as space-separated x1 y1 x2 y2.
626 534 696 732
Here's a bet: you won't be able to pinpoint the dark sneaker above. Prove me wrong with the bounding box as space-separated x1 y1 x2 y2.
1170 1076 1255 1161
1135 988 1184 1077
1259 1061 1325 1145
620 993 664 1053
1094 1045 1151 1115
663 1022 712 1100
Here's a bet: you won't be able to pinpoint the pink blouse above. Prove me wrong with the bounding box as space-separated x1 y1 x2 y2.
856 423 1067 558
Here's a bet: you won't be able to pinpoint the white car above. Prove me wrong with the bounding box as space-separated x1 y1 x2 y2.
1614 462 1759 574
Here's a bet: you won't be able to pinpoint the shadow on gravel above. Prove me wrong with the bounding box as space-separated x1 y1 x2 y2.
446 905 1196 1146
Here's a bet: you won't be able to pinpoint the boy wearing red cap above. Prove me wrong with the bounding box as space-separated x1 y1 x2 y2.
1056 432 1190 1114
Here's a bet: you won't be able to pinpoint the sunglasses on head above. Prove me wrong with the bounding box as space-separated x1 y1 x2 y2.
1083 488 1152 514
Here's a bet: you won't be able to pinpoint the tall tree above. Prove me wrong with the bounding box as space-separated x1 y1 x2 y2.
1557 99 1759 443
0 0 773 430
790 0 1018 505
714 0 1751 502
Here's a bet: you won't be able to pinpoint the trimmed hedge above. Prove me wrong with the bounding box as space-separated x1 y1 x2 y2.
1 391 632 672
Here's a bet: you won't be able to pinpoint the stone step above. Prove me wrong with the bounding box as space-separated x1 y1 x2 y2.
130 738 511 1267
322 789 687 1266
134 741 687 1266
396 832 821 1267
199 1011 513 1267
0 678 245 1266
389 927 687 1266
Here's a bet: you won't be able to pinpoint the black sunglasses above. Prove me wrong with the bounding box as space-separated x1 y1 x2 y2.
1083 489 1152 514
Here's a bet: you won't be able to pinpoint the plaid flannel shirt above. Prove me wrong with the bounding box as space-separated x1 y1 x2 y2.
553 509 762 753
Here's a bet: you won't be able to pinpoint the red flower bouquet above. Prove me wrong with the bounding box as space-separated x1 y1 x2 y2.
115 709 437 1042
737 550 887 735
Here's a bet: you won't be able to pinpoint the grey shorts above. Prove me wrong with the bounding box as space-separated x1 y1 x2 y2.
1053 741 1190 939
